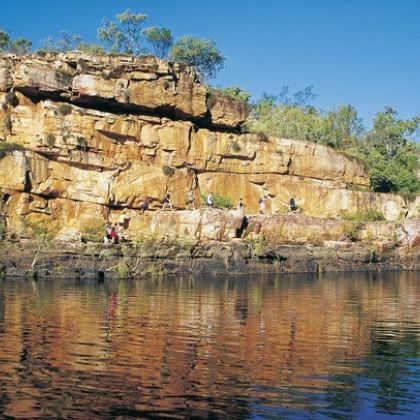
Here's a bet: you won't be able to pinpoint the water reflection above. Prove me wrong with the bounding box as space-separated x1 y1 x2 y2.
0 272 419 418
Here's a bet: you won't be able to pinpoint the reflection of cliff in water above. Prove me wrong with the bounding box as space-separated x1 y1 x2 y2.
0 272 419 418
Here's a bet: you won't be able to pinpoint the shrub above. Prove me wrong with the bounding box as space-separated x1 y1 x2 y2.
338 209 385 222
54 69 73 85
80 219 105 243
162 165 175 177
247 234 266 259
77 137 88 151
2 114 12 135
58 103 72 116
0 142 24 158
232 141 241 152
201 193 233 209
170 36 225 80
342 224 361 242
5 90 18 107
45 133 56 148
116 262 131 279
207 86 251 103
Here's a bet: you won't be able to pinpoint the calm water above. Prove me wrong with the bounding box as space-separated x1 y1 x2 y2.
0 272 419 419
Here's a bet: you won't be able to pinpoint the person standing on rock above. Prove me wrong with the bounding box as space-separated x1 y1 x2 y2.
187 188 195 210
290 198 298 212
140 197 152 213
259 196 267 214
162 193 173 211
207 192 214 208
237 198 245 211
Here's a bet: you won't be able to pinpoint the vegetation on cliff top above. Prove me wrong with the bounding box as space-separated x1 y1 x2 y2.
1 8 418 195
1 9 225 81
244 88 419 195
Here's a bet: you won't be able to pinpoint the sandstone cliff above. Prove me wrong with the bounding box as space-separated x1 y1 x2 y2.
0 52 418 268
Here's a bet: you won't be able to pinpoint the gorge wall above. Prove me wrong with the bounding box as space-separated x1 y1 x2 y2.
0 52 418 275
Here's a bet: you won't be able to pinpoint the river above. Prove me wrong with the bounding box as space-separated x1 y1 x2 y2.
0 272 419 418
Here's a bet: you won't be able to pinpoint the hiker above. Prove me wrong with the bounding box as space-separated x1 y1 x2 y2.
187 188 195 210
162 193 173 211
290 197 298 212
140 197 151 213
237 197 245 211
110 223 119 244
258 196 267 214
103 224 112 245
207 192 214 207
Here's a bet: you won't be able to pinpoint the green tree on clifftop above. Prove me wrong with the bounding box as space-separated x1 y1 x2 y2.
170 36 225 80
143 26 173 59
0 30 32 55
98 9 147 55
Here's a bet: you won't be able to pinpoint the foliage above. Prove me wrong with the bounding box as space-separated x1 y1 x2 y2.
0 30 32 55
39 32 80 52
45 133 56 148
342 224 362 242
201 193 233 209
39 32 105 54
162 165 175 177
207 86 251 103
58 103 72 116
338 209 385 222
0 142 24 158
142 26 173 59
5 90 18 107
247 234 267 259
80 219 105 243
246 88 419 195
364 108 419 194
170 36 225 80
98 9 147 55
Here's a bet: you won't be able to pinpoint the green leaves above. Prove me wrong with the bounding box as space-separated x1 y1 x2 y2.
0 29 32 55
98 9 147 55
142 27 173 59
170 36 225 80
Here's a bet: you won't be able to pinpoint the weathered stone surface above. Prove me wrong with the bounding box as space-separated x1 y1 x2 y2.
0 52 418 273
0 52 248 129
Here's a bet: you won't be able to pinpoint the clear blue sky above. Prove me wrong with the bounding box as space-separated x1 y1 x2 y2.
1 0 419 126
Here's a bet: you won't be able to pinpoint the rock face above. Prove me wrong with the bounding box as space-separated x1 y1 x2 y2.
0 51 419 259
0 52 249 128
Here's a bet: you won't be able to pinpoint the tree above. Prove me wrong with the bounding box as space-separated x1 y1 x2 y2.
98 9 147 55
143 26 173 59
170 36 225 79
0 30 32 55
39 31 104 54
364 108 419 193
325 105 364 148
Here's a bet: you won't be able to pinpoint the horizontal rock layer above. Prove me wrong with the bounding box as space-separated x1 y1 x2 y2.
0 52 249 129
0 52 418 251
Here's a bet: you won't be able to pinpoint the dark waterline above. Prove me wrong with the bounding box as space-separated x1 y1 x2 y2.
0 272 419 419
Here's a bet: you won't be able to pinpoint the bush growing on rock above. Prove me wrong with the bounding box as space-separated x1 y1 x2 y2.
0 142 24 158
338 209 385 222
170 36 225 80
162 165 175 177
0 30 32 55
201 193 233 209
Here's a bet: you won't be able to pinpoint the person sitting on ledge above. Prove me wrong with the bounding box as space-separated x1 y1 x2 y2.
140 197 152 213
162 193 173 211
289 197 302 213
